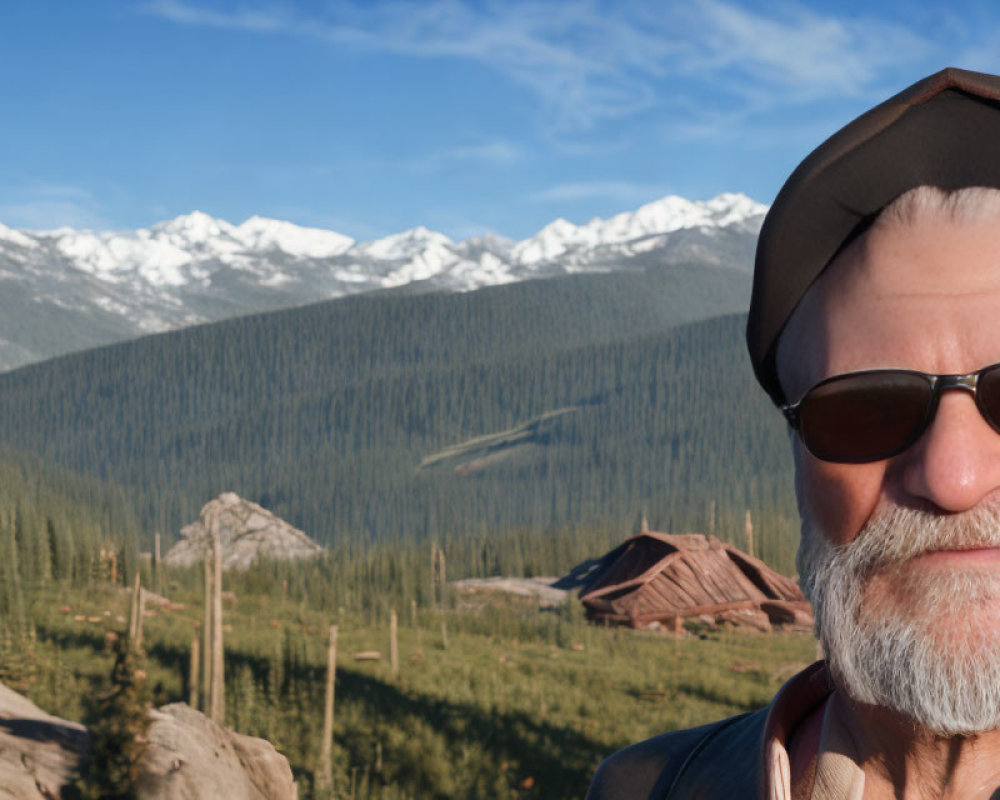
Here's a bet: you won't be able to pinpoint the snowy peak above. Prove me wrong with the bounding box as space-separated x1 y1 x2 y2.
151 210 238 243
0 222 38 250
511 218 578 265
235 216 354 258
352 226 454 260
511 193 766 266
0 193 764 287
700 192 769 226
0 192 767 371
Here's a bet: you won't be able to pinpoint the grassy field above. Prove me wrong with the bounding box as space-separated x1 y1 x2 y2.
10 575 817 799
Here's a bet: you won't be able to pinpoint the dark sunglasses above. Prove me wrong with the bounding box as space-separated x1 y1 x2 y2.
781 361 1000 463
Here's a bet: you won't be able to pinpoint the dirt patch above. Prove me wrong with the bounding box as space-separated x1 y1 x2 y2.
451 577 569 609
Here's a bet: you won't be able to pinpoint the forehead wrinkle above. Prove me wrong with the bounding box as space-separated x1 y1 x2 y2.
776 219 1000 398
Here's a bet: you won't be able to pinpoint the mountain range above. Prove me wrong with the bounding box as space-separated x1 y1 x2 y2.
0 193 766 371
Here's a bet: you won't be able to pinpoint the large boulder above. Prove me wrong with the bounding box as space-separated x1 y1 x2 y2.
0 683 298 799
0 682 88 799
136 703 297 799
163 492 323 570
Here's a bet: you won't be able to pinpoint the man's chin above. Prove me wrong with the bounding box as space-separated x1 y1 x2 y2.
802 503 1000 734
863 564 1000 642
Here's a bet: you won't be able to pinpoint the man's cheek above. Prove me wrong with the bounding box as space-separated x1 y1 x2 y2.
795 445 884 548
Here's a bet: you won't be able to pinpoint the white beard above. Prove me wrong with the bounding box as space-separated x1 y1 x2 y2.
799 504 1000 735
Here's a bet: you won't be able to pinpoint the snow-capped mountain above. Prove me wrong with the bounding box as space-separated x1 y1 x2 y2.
0 193 766 371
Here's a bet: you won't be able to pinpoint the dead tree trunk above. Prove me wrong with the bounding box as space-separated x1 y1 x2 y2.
390 608 399 678
436 548 446 606
210 518 225 724
317 624 338 792
128 573 143 651
430 544 439 606
153 532 162 596
189 635 200 710
202 546 212 711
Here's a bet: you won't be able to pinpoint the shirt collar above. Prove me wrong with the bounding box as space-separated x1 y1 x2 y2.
761 660 833 800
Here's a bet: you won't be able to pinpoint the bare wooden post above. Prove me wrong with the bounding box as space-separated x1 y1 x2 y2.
389 608 399 678
210 518 225 724
189 634 200 709
318 624 338 791
132 578 146 652
430 544 439 606
8 511 23 635
436 548 446 606
745 509 755 559
153 532 162 596
110 551 118 586
202 546 212 710
128 573 141 649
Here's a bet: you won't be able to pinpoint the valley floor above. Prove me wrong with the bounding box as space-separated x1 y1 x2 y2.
7 578 816 799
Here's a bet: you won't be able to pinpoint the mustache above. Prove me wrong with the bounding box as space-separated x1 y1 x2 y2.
838 504 1000 575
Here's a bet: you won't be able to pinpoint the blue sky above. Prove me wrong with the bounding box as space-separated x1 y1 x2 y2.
2 0 998 241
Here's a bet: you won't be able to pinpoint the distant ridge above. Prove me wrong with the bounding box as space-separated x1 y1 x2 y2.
0 193 765 371
0 267 795 560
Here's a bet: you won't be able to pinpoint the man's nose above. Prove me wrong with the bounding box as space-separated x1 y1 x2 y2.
898 391 1000 511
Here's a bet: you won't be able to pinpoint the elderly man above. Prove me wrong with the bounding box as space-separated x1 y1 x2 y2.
588 67 1000 799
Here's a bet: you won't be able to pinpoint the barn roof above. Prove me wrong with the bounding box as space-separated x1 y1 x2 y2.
577 531 812 630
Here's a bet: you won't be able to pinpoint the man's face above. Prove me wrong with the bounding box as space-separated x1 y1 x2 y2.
777 203 1000 732
779 205 1000 554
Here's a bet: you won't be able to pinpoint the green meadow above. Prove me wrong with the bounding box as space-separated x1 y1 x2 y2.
7 542 815 800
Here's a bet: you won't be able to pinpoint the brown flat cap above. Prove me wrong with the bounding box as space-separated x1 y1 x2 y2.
748 67 1000 405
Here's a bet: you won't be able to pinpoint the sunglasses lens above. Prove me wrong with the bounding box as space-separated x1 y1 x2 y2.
798 372 933 462
977 365 1000 432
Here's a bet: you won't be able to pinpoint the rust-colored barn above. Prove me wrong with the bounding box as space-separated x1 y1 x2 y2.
577 531 813 632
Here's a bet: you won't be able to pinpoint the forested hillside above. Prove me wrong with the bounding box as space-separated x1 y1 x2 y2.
0 446 143 634
0 263 797 569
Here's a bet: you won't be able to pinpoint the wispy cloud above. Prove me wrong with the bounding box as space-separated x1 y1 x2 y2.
141 0 937 134
407 139 521 173
0 184 111 230
679 0 933 101
139 0 289 32
526 181 670 205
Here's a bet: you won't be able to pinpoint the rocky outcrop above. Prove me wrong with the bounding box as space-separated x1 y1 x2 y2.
163 492 323 570
0 682 88 799
136 704 297 800
0 684 298 799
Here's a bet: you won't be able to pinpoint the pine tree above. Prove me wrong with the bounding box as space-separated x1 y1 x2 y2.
75 634 152 800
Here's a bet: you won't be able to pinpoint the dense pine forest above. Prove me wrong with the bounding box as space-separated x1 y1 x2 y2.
0 263 797 568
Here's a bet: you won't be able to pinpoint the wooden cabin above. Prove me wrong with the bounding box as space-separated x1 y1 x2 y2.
577 531 813 632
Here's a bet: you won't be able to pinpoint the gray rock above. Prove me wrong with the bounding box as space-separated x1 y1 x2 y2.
163 492 323 570
136 703 298 800
0 684 298 800
0 682 88 799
